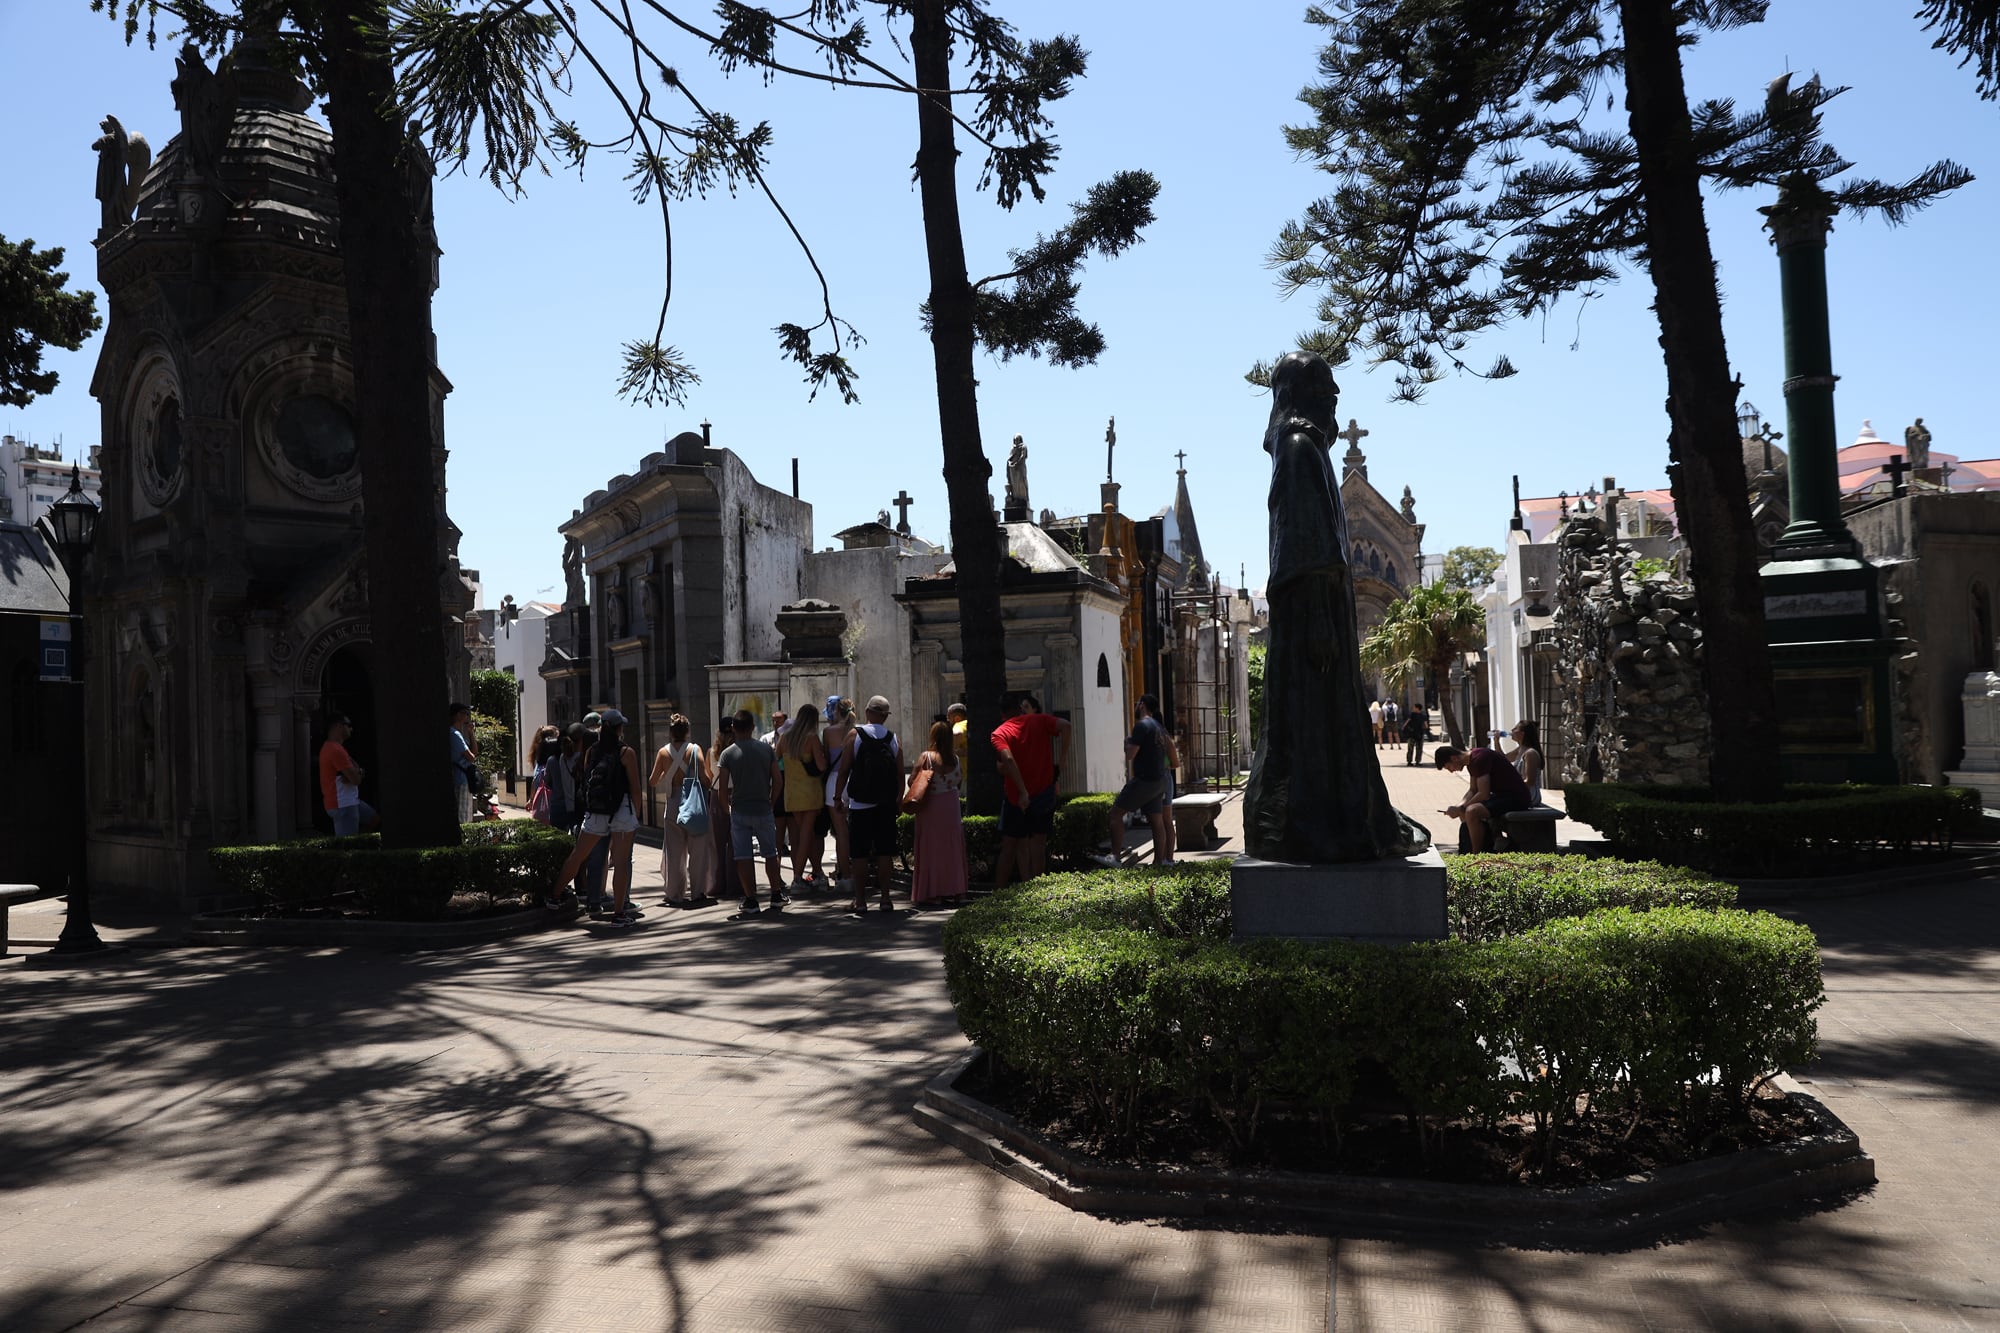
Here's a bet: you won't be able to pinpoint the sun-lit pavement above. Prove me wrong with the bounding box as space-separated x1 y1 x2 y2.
3 752 1996 1331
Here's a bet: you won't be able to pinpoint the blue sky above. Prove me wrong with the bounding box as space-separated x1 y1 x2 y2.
2 1 1994 606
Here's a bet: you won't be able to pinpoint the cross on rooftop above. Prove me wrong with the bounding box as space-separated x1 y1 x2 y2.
1881 455 1912 498
1338 419 1369 450
892 489 915 535
1175 450 1188 473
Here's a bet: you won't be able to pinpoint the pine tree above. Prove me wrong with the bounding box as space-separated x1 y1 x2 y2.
0 236 101 409
1265 0 1968 801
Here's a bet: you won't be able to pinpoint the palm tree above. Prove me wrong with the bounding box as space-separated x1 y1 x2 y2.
1361 583 1485 749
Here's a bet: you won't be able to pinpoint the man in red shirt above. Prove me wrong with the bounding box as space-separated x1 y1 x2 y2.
318 714 378 837
1434 743 1533 852
991 694 1073 889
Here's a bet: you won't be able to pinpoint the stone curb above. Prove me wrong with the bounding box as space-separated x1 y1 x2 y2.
914 1050 1875 1246
183 902 578 950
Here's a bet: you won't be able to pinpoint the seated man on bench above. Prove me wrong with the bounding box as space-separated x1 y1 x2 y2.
1434 743 1533 853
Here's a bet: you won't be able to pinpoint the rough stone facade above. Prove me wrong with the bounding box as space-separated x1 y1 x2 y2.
1554 516 1710 787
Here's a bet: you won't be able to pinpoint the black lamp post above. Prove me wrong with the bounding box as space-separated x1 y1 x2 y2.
37 466 105 954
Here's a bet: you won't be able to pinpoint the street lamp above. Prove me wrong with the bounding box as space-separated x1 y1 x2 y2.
35 466 106 954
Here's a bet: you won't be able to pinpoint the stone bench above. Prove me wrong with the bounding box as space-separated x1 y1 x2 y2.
1 885 58 957
1171 794 1228 850
1502 806 1564 853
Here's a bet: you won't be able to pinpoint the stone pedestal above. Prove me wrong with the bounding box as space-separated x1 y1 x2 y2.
1229 849 1448 945
1945 669 2000 808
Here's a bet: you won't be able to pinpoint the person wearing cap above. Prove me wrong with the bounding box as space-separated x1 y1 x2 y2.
716 709 786 918
991 693 1073 889
834 695 905 914
319 714 379 837
548 708 646 923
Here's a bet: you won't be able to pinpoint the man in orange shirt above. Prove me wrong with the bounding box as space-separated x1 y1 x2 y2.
319 714 378 837
991 694 1072 889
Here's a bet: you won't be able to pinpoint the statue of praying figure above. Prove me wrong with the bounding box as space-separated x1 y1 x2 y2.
1243 352 1429 864
1906 418 1932 472
1005 434 1030 509
171 43 233 193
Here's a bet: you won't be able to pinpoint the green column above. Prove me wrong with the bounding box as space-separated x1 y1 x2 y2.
1760 174 1853 554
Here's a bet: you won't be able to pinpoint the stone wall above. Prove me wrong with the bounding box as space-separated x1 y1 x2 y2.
1555 516 1711 786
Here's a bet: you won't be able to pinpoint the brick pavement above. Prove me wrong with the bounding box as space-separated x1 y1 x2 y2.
3 754 1996 1331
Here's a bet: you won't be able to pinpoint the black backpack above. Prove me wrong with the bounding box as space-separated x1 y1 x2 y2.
583 745 628 816
848 729 899 805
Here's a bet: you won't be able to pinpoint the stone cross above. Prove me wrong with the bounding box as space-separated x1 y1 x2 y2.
1175 449 1188 473
1881 454 1912 497
892 489 914 535
1337 419 1369 451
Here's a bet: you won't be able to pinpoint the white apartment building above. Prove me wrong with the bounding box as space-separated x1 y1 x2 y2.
1 435 102 528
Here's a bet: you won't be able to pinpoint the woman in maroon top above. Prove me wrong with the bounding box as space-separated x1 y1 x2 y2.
1433 745 1532 852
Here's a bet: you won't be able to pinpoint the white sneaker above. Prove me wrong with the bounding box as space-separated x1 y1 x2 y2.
1087 854 1122 870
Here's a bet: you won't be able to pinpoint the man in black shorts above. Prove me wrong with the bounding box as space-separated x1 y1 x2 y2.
1435 743 1533 852
1098 693 1174 867
835 695 905 913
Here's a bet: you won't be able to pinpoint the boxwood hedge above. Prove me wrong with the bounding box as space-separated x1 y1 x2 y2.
897 791 1121 878
941 861 1822 1156
211 821 573 921
1564 781 1982 875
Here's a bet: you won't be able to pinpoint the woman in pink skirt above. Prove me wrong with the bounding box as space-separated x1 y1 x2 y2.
905 719 969 908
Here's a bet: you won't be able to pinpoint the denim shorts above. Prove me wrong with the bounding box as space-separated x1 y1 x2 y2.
582 798 640 837
330 801 376 837
731 810 780 861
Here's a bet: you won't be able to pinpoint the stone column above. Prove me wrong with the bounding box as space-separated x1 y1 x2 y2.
1761 175 1855 556
1046 631 1080 792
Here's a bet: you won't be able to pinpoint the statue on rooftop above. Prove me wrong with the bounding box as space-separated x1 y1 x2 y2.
171 44 233 193
1906 418 1932 472
1244 352 1429 864
1005 434 1029 510
92 115 151 233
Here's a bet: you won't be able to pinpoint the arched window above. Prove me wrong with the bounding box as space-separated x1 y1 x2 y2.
1095 653 1112 688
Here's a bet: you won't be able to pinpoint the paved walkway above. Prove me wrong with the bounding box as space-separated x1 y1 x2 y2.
2 757 1994 1331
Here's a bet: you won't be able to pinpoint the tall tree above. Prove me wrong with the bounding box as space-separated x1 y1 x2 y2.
395 0 1158 814
1361 582 1485 748
1920 0 2000 96
101 0 463 846
1440 544 1502 593
0 235 101 409
1265 0 1967 802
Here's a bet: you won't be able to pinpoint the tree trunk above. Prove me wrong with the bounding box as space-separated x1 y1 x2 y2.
319 1 462 846
911 0 1007 814
1616 0 1784 802
1433 656 1465 748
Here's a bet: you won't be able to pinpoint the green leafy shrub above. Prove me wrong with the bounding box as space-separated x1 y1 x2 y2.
895 794 1116 877
942 863 1823 1154
1446 853 1735 941
897 813 1002 878
1564 782 1982 875
211 821 573 920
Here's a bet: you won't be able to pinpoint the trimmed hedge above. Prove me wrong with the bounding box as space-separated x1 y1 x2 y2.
942 862 1822 1154
897 791 1121 876
211 821 573 921
1564 781 1982 875
1446 853 1735 941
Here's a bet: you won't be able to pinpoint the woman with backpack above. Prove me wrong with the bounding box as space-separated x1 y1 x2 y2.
648 713 712 908
547 709 646 925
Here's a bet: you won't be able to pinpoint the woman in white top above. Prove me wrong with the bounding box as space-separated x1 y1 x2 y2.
648 713 712 905
1501 720 1544 806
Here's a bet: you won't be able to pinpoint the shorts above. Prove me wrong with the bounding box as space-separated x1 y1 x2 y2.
731 810 780 861
848 803 899 859
582 798 640 837
1000 784 1058 840
330 801 376 837
1115 777 1167 817
1476 791 1531 821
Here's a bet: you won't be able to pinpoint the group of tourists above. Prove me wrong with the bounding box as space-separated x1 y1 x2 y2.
316 701 501 838
522 690 1095 929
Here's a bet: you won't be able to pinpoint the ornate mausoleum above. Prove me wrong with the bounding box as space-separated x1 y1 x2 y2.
85 34 470 905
